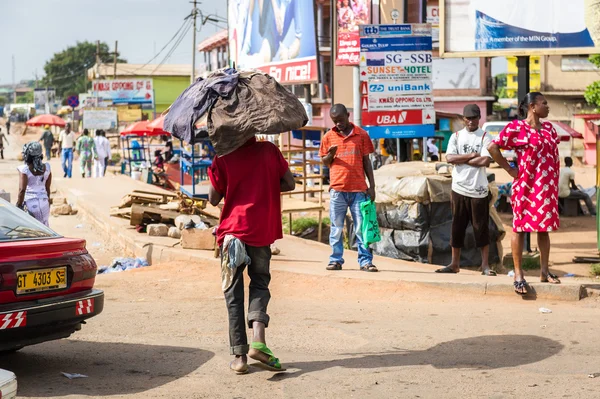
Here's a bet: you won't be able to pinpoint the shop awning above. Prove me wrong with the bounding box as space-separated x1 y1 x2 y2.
552 121 584 139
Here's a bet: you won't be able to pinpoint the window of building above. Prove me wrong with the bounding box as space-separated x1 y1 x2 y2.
512 76 518 83
533 59 539 64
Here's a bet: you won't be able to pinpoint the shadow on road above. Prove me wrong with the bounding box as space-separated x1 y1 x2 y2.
0 339 213 397
269 334 563 380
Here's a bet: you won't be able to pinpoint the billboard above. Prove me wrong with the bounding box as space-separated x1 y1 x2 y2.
92 79 154 105
432 57 480 89
83 109 118 130
441 0 600 57
228 0 318 84
336 0 372 65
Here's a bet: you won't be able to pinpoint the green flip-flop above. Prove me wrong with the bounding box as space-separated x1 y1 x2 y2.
249 342 286 371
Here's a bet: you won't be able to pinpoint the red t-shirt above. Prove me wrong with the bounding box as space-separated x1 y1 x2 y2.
208 138 289 247
319 124 375 192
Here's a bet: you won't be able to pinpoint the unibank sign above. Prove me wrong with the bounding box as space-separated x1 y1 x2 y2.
368 79 433 94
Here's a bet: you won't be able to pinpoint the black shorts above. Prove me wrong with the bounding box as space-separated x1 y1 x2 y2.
450 191 490 248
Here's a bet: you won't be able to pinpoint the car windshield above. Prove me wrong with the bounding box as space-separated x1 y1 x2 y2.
0 199 58 241
485 124 507 135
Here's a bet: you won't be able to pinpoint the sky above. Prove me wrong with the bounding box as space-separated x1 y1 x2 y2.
1 0 227 85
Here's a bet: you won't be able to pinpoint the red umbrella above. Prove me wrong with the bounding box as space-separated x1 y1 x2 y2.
147 115 168 135
26 114 66 127
120 121 157 136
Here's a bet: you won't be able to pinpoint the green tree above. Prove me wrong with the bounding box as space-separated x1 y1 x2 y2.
584 55 600 109
16 91 34 104
494 73 510 99
42 41 126 98
0 96 7 106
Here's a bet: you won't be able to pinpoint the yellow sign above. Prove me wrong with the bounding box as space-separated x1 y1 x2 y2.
117 107 142 122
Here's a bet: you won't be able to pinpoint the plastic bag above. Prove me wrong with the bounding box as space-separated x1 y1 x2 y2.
360 200 381 246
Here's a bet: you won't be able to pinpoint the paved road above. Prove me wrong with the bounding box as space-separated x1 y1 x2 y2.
2 124 600 398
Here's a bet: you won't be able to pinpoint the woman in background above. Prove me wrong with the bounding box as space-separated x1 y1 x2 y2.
76 129 96 178
16 142 52 226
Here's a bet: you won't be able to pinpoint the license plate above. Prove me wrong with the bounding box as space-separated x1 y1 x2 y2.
16 267 67 294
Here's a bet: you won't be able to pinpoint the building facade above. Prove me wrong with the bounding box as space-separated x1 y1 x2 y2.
506 56 541 99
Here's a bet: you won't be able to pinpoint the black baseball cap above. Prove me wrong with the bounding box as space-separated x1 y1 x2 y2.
463 104 481 118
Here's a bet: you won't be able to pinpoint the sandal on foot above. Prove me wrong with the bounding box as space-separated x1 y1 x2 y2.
541 272 561 284
360 264 379 272
326 262 342 271
481 269 497 276
249 342 286 372
229 360 249 375
435 266 459 274
514 280 528 295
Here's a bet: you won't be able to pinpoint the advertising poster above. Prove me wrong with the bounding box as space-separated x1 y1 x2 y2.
442 0 600 56
359 23 435 138
336 0 372 65
432 57 480 89
92 79 154 105
228 0 318 84
83 109 118 130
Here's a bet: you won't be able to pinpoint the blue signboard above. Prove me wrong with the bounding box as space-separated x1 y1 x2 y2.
364 124 435 139
360 24 432 37
360 37 433 52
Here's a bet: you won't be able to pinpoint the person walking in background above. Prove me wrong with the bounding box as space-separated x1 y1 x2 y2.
5 115 11 135
488 92 561 295
559 156 597 215
427 137 440 161
435 104 495 276
39 125 54 160
208 136 296 374
93 130 111 178
16 142 52 226
58 123 76 178
76 129 96 178
0 127 9 160
320 103 378 272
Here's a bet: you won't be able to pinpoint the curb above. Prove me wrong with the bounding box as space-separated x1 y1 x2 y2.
56 185 587 302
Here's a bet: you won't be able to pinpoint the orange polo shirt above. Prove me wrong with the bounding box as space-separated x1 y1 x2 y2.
319 124 375 192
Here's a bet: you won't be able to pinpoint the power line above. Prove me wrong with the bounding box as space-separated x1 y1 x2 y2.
121 14 194 76
149 18 193 76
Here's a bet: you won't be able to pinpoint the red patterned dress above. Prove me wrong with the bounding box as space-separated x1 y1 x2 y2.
493 120 560 233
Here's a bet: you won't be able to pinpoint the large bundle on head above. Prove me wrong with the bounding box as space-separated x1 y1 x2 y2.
164 68 308 156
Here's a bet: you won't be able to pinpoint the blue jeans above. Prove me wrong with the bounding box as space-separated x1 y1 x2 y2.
61 148 73 178
329 189 373 267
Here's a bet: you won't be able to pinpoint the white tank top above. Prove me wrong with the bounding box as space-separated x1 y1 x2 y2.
17 163 51 200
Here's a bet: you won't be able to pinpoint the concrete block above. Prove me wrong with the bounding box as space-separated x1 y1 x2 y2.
51 204 72 216
175 215 202 230
168 226 181 239
51 196 67 205
181 228 214 250
147 223 169 237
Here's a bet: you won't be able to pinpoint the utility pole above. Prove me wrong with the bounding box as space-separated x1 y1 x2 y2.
191 0 198 83
113 40 118 78
96 40 101 79
12 55 16 103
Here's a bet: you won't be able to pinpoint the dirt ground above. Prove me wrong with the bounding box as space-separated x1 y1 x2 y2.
3 123 600 398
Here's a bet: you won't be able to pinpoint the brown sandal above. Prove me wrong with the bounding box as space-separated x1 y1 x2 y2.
541 273 561 284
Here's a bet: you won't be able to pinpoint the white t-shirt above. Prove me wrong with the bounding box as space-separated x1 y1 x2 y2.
94 136 111 159
59 130 76 149
446 128 492 198
427 138 439 157
559 166 575 198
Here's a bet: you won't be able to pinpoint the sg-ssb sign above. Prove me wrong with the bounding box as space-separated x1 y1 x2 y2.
360 51 433 67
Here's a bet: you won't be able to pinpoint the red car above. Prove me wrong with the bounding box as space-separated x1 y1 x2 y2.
0 198 104 353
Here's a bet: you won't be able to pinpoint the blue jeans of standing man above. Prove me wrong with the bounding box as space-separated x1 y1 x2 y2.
61 148 73 178
328 189 373 267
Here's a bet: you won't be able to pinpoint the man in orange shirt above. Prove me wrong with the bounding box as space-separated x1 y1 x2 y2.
319 104 378 272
